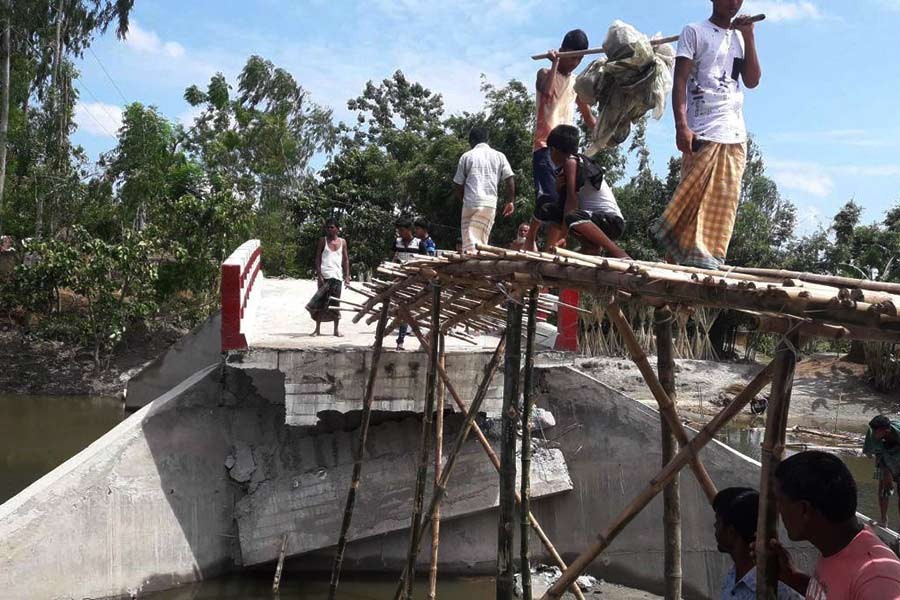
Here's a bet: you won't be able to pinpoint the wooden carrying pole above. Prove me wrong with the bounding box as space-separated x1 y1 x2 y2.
530 15 765 60
520 289 539 600
399 311 587 600
540 361 777 600
498 299 523 600
427 334 446 600
656 307 682 600
606 301 718 503
755 333 800 599
401 284 441 600
327 300 392 600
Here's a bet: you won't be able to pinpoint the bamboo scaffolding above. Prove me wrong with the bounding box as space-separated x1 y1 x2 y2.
427 335 446 600
398 311 587 600
401 284 441 600
498 299 522 600
606 301 718 502
656 306 682 600
755 333 800 599
328 300 392 600
392 334 507 600
541 361 777 600
520 289 539 600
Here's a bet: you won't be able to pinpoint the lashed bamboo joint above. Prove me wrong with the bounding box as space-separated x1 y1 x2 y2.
335 245 900 600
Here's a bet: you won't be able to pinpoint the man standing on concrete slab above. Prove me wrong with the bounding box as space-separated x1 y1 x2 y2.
651 0 761 269
453 127 515 254
306 217 350 337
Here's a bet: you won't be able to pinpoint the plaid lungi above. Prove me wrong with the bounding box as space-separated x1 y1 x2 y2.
651 142 747 269
305 278 342 322
461 206 496 253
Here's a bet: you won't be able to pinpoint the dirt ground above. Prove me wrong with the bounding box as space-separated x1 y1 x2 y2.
0 322 185 397
577 353 900 433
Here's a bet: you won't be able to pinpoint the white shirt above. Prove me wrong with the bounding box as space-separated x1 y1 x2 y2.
579 179 622 220
453 143 514 209
721 565 803 600
676 20 747 144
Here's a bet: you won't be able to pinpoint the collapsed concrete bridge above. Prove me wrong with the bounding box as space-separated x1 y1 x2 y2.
1 239 898 599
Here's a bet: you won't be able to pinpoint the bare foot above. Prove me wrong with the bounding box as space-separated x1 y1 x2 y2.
311 330 320 337
334 332 343 337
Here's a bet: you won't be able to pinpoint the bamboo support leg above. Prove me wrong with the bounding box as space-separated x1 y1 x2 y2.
755 333 800 600
521 289 538 600
399 311 587 600
656 307 682 600
327 301 392 600
401 284 442 600
498 300 523 600
541 361 777 600
272 533 288 594
427 335 446 600
392 335 507 600
607 301 718 503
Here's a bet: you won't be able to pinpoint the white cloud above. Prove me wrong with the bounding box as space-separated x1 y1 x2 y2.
769 129 894 148
74 101 122 137
767 159 834 197
836 165 900 177
743 1 823 22
177 106 205 129
876 0 900 10
124 21 186 58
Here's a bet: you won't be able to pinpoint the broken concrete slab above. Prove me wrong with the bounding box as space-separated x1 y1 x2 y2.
235 440 571 566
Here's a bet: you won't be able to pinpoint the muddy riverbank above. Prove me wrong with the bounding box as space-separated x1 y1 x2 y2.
578 354 900 431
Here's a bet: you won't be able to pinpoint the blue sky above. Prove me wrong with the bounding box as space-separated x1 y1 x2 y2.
72 0 900 235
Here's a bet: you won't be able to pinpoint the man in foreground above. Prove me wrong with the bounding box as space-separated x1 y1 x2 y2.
713 487 801 599
652 0 761 269
770 450 900 598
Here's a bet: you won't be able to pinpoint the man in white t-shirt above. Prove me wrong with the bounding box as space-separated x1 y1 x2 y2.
651 0 761 269
453 127 516 253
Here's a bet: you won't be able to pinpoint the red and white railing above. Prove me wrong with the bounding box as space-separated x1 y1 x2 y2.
221 240 263 352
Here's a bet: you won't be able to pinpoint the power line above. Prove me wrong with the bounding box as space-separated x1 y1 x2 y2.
73 80 119 138
87 46 129 105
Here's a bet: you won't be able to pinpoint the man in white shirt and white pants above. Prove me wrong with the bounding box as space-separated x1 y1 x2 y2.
651 0 762 270
453 127 516 254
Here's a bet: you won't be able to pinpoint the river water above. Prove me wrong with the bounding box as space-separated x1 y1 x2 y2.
0 393 884 598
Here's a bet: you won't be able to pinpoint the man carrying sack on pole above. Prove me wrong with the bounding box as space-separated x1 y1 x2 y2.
652 0 762 269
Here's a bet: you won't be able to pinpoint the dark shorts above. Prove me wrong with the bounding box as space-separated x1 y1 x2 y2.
564 211 626 241
534 195 564 224
532 148 558 206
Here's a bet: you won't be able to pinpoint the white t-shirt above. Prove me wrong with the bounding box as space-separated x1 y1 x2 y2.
453 143 515 209
579 179 622 220
676 20 747 144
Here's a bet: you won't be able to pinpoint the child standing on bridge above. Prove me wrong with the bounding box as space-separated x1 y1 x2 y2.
306 217 351 337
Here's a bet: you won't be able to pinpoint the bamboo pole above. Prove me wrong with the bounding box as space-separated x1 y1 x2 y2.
427 334 446 600
755 333 800 600
498 298 522 600
399 311 587 600
272 533 288 594
606 301 718 503
352 276 421 323
401 284 441 600
328 300 392 600
392 335 507 600
730 265 900 295
541 361 777 600
530 16 766 59
521 289 539 600
656 307 682 600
